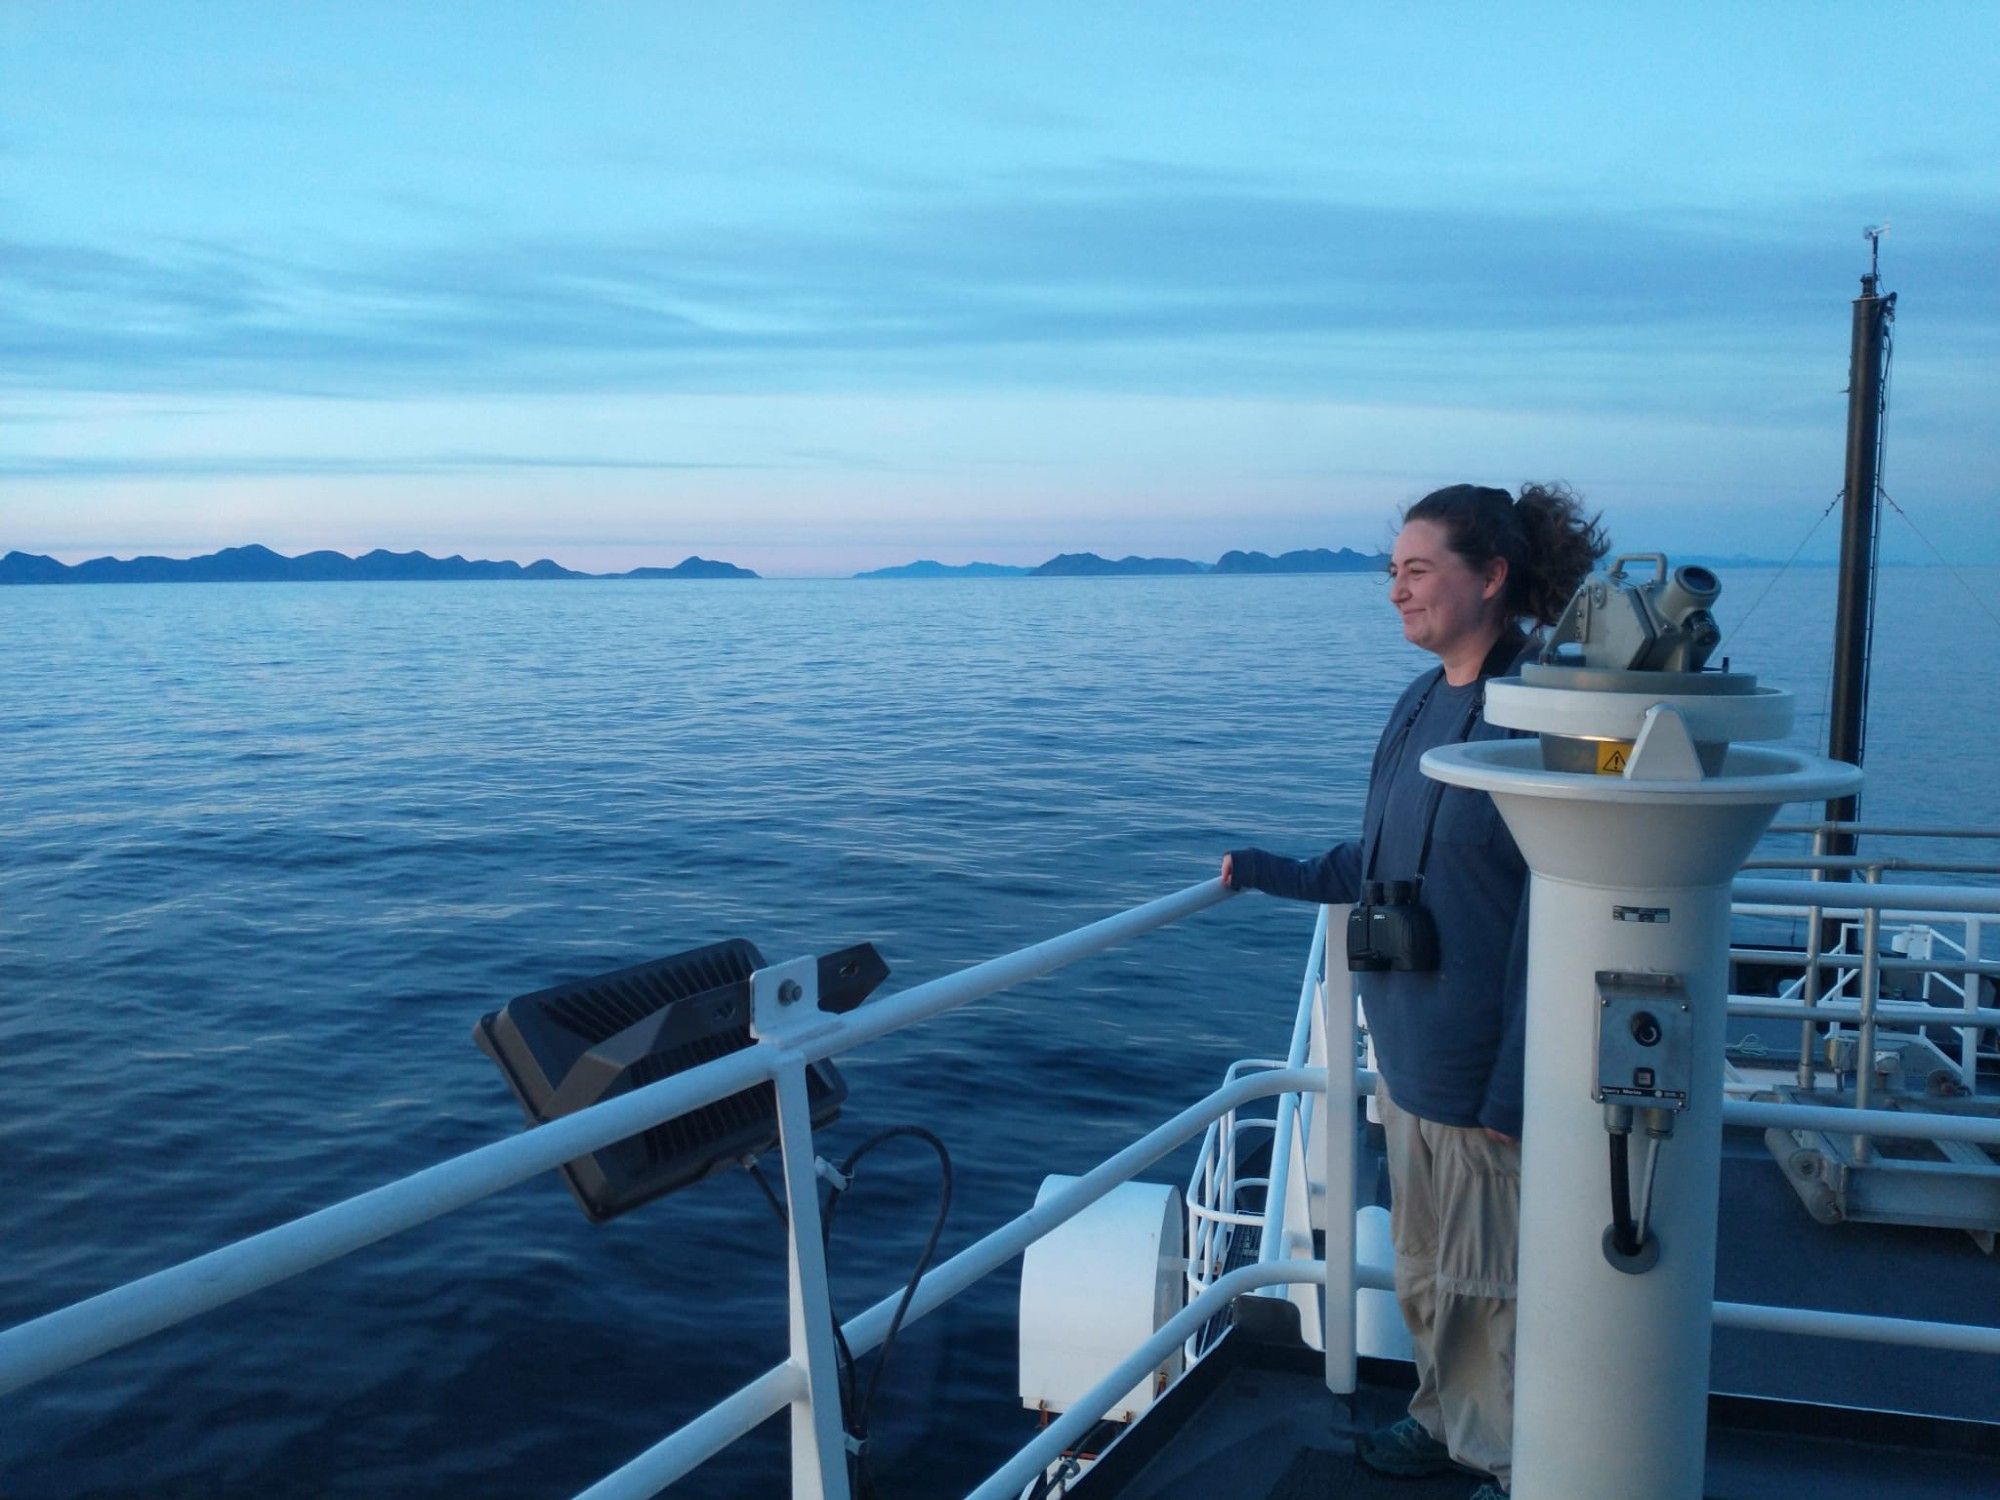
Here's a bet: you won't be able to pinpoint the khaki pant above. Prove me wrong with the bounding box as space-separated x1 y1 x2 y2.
1378 1087 1520 1488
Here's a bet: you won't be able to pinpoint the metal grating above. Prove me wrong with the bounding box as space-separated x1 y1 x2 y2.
542 948 758 1044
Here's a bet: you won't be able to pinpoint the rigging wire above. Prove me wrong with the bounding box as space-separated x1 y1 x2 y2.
1880 487 2000 637
1717 488 1843 647
1711 488 1844 747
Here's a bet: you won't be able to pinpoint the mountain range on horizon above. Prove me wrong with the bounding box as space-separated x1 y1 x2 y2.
856 546 1389 579
2 542 1840 587
0 544 757 585
3 542 1391 586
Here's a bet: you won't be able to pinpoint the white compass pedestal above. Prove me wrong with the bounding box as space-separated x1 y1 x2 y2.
1423 687 1858 1500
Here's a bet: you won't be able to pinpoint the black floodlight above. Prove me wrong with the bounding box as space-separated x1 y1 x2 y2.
474 938 889 1223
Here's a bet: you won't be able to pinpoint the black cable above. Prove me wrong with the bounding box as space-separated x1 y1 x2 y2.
821 1200 861 1493
745 1154 867 1489
775 1126 948 1499
825 1126 954 1439
745 1158 789 1226
1608 1131 1642 1257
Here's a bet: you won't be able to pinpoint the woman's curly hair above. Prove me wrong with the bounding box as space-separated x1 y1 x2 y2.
1403 481 1609 626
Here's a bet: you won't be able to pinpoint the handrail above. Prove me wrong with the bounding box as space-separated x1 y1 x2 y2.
1712 1300 2000 1356
1744 856 2000 876
1257 908 1326 1276
1724 995 2000 1030
1771 822 2000 840
6 867 1996 1500
1730 946 2000 981
0 1041 778 1397
1723 1098 2000 1146
580 1063 1323 1500
1732 877 2000 916
798 879 1236 1063
966 1259 1331 1500
0 879 1234 1400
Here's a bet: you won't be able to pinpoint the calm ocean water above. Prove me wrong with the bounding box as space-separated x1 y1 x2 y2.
3 565 1996 1498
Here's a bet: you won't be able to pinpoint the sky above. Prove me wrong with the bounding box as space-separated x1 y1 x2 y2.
4 3 1997 576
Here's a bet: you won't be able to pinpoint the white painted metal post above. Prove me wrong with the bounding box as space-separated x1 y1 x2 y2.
1278 1103 1321 1350
773 1055 852 1500
1963 917 1985 1091
1321 904 1357 1395
1852 899 1882 1164
1427 720 1859 1500
1302 961 1328 1237
1511 871 1735 1500
1267 907 1328 1348
750 955 852 1500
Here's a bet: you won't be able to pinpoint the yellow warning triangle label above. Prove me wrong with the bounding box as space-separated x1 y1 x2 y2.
1597 741 1633 775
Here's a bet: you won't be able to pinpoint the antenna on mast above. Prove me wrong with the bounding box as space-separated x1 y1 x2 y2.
1861 222 1889 283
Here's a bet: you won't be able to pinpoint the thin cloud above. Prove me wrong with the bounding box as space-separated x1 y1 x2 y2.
5 183 1995 417
0 452 791 481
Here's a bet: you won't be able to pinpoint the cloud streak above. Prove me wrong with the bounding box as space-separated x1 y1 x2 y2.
7 164 1992 470
0 451 793 481
7 171 1997 425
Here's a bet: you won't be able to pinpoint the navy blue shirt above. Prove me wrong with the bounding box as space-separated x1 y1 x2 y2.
1228 642 1531 1138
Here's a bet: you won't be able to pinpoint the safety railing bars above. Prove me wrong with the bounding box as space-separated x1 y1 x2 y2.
1729 946 2000 983
1247 887 2000 1399
8 868 1998 1500
1725 994 2000 1032
1745 855 2000 876
1731 877 2000 917
1771 821 2000 841
1255 907 1329 1353
1731 878 1999 1093
584 1062 1324 1500
0 878 1242 1496
965 1259 1334 1500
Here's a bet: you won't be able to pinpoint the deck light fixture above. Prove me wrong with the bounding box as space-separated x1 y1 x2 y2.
474 937 888 1222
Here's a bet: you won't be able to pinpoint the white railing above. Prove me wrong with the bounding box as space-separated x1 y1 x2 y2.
1185 876 2000 1402
5 872 1999 1500
1732 877 2000 1129
1183 907 1331 1357
1734 861 2000 1094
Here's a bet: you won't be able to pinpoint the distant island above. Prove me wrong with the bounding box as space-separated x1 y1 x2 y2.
1212 547 1386 575
853 560 1034 579
0 544 757 585
1032 552 1208 577
857 546 1388 579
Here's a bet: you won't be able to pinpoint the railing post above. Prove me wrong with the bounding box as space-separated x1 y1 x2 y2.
1260 908 1329 1349
1321 905 1357 1395
1963 916 1985 1093
750 956 853 1500
1799 825 1828 1089
1851 870 1885 1167
773 1054 852 1500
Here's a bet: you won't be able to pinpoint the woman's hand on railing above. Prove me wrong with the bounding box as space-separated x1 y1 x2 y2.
1219 853 1235 889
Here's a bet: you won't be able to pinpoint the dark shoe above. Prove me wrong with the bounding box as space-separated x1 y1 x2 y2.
1356 1415 1473 1477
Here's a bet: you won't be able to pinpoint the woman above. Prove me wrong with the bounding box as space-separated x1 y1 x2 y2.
1222 483 1606 1499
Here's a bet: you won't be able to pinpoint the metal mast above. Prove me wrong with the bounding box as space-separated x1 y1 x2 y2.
1825 228 1895 855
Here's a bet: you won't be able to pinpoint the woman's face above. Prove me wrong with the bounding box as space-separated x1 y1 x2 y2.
1387 519 1507 660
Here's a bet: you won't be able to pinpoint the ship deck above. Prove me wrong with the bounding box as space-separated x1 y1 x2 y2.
1071 1332 2000 1500
1070 1120 2000 1498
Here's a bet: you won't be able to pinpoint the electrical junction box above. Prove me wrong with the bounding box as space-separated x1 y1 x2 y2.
1593 971 1693 1110
1019 1178 1184 1424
